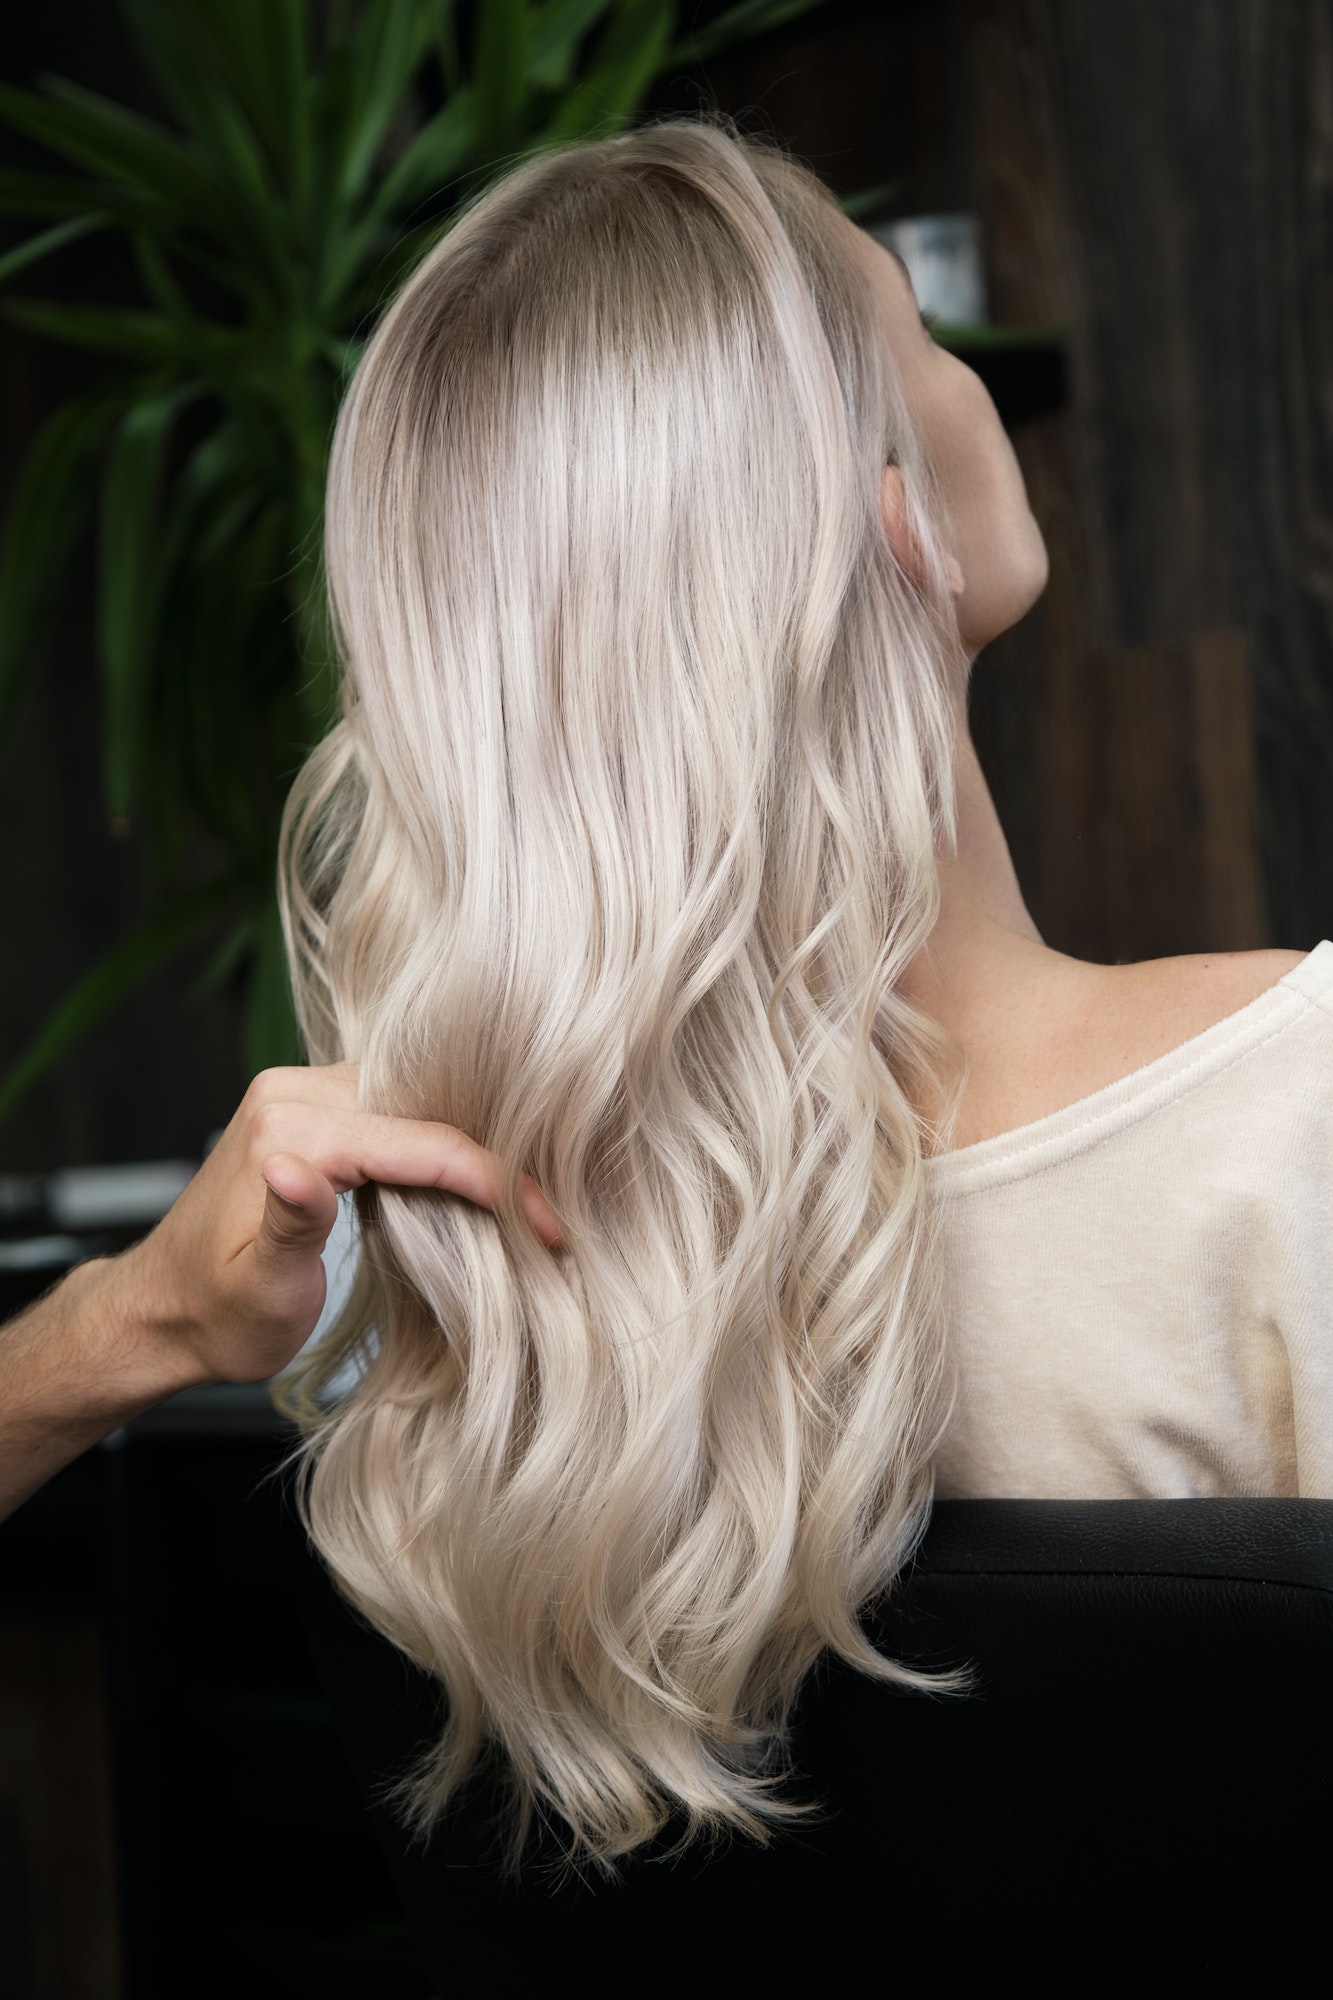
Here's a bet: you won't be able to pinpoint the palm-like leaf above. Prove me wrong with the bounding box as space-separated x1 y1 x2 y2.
0 877 242 1125
0 381 140 747
0 0 831 1126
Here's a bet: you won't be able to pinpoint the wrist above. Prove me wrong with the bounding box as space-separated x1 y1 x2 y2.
0 1248 216 1524
67 1246 217 1415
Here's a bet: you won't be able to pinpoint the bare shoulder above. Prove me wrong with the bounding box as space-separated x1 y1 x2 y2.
917 941 1312 1151
1100 946 1311 1049
982 947 1307 1141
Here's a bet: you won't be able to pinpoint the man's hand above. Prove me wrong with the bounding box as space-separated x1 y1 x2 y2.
125 1062 565 1387
0 1064 564 1523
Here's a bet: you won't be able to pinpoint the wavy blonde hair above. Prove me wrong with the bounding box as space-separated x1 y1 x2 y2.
271 115 973 1885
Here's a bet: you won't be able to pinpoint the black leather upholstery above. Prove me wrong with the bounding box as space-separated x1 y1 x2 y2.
297 1498 1333 1988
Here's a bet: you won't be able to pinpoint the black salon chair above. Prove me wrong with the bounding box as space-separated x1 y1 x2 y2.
298 1497 1333 1991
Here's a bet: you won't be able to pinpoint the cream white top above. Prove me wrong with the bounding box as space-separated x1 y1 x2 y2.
925 939 1333 1499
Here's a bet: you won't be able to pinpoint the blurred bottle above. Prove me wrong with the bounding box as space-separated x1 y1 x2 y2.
870 212 989 326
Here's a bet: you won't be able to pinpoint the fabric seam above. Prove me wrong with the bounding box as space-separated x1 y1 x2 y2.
927 985 1324 1200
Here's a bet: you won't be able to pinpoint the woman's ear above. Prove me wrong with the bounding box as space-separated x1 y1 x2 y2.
879 465 965 598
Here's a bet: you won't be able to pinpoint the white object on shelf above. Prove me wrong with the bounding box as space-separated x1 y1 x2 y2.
0 1233 93 1271
870 213 989 326
46 1160 199 1231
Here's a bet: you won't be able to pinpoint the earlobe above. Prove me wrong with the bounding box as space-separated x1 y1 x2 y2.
878 464 912 566
878 464 928 592
879 465 965 599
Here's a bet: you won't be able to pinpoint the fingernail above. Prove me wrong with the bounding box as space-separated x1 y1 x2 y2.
521 1183 564 1248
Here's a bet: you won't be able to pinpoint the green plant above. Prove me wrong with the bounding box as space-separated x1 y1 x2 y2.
0 0 831 1122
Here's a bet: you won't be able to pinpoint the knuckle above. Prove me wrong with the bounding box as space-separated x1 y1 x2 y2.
245 1065 307 1106
242 1069 279 1109
247 1101 292 1155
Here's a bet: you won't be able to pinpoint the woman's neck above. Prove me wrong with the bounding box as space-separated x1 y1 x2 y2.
900 724 1065 1023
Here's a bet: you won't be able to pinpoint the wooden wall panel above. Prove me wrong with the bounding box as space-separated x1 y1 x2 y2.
1190 629 1269 951
966 0 1332 961
1257 0 1333 948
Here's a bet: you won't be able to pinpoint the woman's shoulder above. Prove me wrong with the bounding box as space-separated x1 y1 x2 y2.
939 944 1314 1153
1073 945 1316 1095
1066 943 1319 1110
1104 945 1313 1047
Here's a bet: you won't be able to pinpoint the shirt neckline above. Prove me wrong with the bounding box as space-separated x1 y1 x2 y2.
922 939 1333 1196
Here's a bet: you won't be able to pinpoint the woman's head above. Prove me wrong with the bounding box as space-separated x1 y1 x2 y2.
277 116 978 1881
850 222 1050 657
319 121 974 919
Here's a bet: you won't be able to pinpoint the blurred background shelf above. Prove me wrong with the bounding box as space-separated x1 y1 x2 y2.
937 326 1071 422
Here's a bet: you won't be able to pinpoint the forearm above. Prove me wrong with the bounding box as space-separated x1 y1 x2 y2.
0 1249 213 1526
0 1068 556 1529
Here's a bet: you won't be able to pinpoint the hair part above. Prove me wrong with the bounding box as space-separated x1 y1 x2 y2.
272 112 973 1886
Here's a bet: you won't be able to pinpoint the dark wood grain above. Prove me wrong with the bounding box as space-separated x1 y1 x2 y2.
967 0 1331 962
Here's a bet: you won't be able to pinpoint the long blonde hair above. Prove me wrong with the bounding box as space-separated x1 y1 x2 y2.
272 115 972 1884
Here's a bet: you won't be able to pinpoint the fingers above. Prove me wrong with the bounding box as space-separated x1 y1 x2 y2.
258 1154 341 1250
245 1168 332 1352
332 1119 566 1248
291 1117 568 1246
517 1173 566 1249
243 1067 567 1250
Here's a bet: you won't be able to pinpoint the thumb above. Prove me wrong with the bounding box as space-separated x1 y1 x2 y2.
257 1153 340 1258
